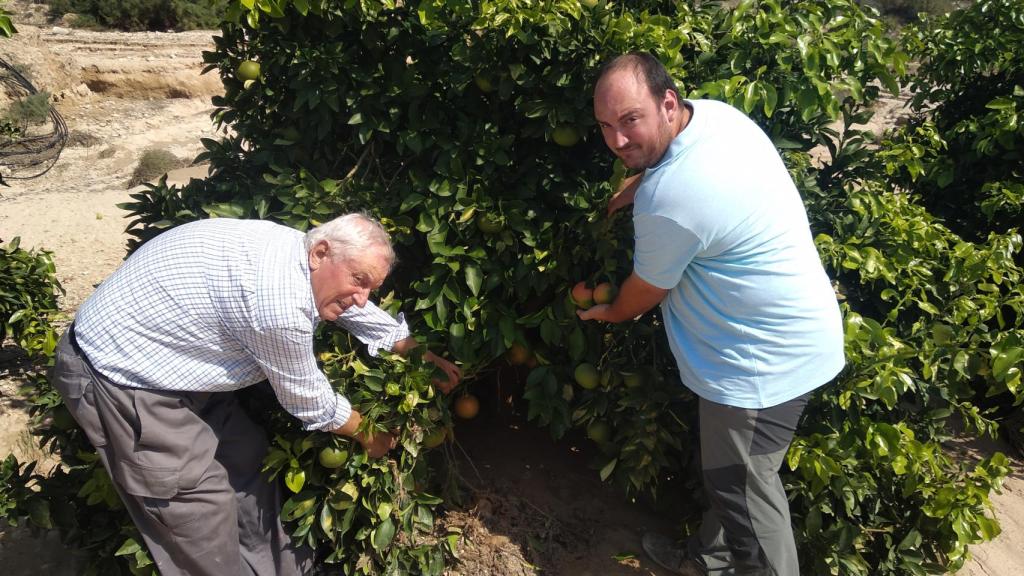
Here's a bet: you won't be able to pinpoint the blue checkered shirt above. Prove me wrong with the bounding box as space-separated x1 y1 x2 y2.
73 219 410 431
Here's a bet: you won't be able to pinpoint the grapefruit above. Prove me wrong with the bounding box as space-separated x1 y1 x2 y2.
593 282 617 305
476 213 503 234
455 394 480 419
236 60 261 82
621 370 643 389
574 363 600 390
552 125 580 147
571 281 594 309
586 420 611 443
318 446 349 469
423 427 448 448
506 342 532 366
474 74 495 93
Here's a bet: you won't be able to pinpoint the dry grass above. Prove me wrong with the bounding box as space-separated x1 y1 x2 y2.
127 147 188 187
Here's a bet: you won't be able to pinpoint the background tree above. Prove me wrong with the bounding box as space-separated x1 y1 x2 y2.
4 1 1021 574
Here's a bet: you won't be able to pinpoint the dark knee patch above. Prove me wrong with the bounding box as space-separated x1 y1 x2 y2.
704 464 768 569
704 465 755 538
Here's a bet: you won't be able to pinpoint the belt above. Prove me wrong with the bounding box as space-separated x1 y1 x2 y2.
68 321 85 356
67 322 112 389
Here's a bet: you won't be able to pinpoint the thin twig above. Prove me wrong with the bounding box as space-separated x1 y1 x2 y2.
342 140 374 181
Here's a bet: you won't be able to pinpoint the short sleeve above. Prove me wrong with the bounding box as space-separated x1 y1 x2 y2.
632 213 703 290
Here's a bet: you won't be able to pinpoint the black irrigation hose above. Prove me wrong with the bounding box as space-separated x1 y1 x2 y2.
0 55 68 184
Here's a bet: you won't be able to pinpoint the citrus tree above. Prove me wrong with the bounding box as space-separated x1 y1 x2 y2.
6 1 1022 575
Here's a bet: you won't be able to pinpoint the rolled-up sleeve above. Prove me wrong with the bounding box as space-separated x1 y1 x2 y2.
248 326 352 431
334 302 410 356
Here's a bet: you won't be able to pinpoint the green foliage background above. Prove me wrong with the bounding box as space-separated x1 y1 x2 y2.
43 0 229 31
3 1 1023 575
0 237 61 359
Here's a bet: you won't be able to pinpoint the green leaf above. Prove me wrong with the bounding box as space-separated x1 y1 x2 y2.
742 81 758 114
991 337 1023 381
760 83 778 117
464 264 482 297
27 499 52 529
372 517 396 550
568 326 585 361
540 318 561 346
115 538 143 557
0 16 16 38
985 97 1015 111
599 458 617 481
203 202 247 219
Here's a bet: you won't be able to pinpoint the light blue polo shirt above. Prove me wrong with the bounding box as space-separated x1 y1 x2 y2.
633 99 844 409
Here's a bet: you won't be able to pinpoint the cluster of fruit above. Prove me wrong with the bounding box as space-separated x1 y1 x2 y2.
570 280 617 309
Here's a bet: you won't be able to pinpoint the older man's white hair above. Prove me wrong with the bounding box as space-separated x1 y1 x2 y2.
304 213 395 270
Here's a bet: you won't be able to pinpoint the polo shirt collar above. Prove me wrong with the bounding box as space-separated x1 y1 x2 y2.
650 100 705 172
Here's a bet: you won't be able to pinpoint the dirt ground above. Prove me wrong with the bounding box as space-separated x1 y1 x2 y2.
1 4 1022 575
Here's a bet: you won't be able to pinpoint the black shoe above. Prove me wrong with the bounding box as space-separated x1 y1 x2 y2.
641 532 708 576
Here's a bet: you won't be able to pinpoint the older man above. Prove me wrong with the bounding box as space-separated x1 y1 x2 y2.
580 53 844 575
49 213 460 576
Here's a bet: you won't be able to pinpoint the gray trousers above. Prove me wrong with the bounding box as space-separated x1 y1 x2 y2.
50 328 313 576
690 394 810 576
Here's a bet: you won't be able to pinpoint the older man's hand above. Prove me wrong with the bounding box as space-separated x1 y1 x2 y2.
334 409 396 458
357 430 397 458
425 350 462 394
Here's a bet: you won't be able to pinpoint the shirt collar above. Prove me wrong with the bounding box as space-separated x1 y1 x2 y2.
649 100 703 172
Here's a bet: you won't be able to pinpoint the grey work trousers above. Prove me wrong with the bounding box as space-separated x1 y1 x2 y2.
690 393 810 576
49 327 313 576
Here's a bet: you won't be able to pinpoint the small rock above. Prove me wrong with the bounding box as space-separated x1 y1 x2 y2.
51 26 71 35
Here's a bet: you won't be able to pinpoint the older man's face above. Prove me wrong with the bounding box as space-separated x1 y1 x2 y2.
308 242 389 322
594 69 680 170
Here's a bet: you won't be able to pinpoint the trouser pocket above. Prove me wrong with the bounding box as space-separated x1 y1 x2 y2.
49 330 108 448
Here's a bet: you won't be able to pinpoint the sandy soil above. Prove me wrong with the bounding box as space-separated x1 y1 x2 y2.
0 5 1021 575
